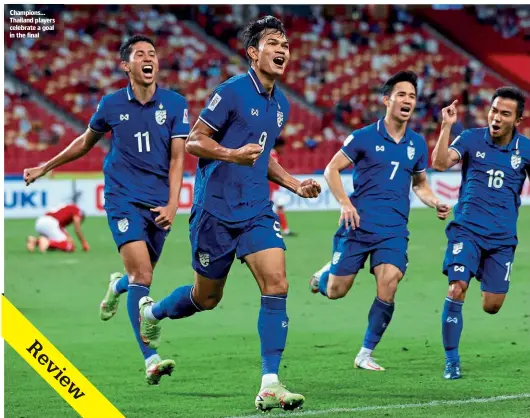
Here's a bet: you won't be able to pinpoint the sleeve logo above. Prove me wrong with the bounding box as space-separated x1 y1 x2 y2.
183 108 189 124
208 93 222 111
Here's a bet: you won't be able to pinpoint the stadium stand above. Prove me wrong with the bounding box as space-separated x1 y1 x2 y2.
5 5 529 174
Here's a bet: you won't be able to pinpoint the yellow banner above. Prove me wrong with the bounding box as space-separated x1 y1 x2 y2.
2 295 124 417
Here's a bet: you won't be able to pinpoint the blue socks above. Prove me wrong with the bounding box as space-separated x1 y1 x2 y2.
363 297 395 350
442 297 464 362
115 274 129 294
151 285 202 320
127 284 157 360
258 295 288 375
318 269 330 297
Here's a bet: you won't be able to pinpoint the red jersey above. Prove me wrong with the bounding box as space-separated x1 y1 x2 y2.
46 204 82 228
269 149 280 195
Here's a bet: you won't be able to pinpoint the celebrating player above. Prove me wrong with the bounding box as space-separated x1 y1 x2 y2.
26 203 88 253
23 35 189 385
137 17 320 412
431 87 528 380
309 71 450 371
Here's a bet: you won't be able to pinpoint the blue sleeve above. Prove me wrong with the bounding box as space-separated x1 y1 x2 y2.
414 139 428 172
172 98 190 139
88 96 111 133
340 132 363 164
449 130 473 162
199 84 236 132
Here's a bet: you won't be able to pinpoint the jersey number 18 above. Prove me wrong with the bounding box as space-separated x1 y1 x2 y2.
486 169 504 189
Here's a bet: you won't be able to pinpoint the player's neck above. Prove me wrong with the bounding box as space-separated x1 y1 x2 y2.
383 116 407 143
131 82 157 105
252 66 275 96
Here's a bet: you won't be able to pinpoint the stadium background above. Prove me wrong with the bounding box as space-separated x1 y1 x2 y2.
4 4 530 418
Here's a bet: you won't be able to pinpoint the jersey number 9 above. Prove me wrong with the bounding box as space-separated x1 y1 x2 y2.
258 131 267 149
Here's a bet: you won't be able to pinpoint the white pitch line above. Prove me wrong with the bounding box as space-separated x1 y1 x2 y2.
225 393 530 418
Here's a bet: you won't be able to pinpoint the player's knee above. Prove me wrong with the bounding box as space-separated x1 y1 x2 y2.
261 272 288 295
483 302 502 315
326 285 347 300
448 281 468 301
129 269 153 286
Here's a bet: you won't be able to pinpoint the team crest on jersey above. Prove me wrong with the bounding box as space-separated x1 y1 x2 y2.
117 218 129 233
453 242 463 255
155 104 167 125
332 251 342 265
277 111 284 127
511 154 521 169
407 146 415 160
198 252 210 267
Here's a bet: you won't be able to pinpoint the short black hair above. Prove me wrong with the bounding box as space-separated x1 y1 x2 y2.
242 16 286 64
381 71 418 97
492 86 525 119
119 35 155 62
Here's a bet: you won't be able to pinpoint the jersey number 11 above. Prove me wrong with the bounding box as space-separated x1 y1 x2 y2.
135 131 151 153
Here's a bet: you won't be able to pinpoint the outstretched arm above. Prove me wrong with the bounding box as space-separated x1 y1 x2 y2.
186 120 262 166
412 171 451 220
432 100 461 172
24 128 104 185
268 156 320 197
324 150 360 228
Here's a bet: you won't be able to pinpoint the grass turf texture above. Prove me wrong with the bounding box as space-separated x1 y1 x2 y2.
5 208 530 417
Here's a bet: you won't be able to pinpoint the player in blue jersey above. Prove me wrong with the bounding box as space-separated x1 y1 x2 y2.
23 35 189 385
431 87 528 380
309 71 451 372
137 17 320 412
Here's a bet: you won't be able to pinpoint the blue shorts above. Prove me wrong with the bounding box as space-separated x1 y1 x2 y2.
106 201 169 262
329 227 409 276
189 205 286 279
443 224 515 294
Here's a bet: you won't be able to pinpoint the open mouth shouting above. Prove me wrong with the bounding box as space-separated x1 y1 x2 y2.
272 55 286 69
142 64 154 79
490 123 501 135
400 106 412 118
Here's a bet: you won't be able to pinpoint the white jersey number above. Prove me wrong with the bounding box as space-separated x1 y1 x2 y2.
390 161 400 180
486 169 504 189
258 131 267 149
135 131 150 153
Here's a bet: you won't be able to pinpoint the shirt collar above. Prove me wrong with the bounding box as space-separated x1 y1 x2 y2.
484 128 520 151
248 68 277 100
126 83 160 104
376 119 409 144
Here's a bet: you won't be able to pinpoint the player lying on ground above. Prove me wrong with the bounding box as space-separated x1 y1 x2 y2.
23 35 189 385
27 203 88 253
137 17 320 412
431 87 529 380
309 71 450 371
270 138 297 236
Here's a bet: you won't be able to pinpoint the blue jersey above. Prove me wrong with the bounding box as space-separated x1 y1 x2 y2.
341 119 428 237
89 84 189 207
449 128 530 245
195 68 290 221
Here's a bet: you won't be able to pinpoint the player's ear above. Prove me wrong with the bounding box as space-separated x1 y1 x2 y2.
514 116 522 127
120 61 130 74
382 95 390 108
247 46 259 64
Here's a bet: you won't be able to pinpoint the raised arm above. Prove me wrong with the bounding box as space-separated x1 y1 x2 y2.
24 128 104 185
268 155 320 197
324 150 360 229
186 120 262 166
431 100 461 172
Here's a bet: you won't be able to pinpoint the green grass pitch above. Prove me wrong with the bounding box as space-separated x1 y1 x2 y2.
4 208 530 417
